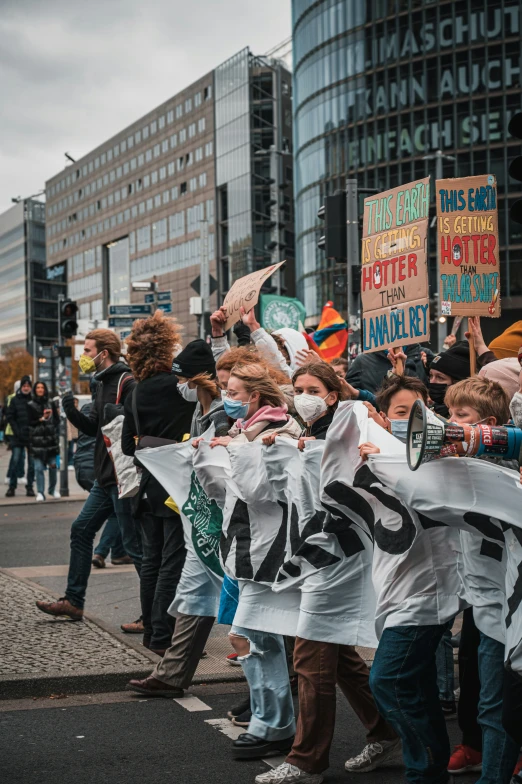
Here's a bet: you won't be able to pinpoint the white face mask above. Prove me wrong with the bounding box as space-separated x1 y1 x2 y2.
294 393 329 423
178 381 198 403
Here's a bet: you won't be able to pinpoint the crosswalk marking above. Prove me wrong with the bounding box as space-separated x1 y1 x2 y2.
173 695 212 711
205 717 244 740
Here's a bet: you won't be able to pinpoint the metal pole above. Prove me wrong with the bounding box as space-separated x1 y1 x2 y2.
200 220 209 339
345 179 359 351
57 294 69 497
434 151 448 351
269 146 282 295
32 335 37 383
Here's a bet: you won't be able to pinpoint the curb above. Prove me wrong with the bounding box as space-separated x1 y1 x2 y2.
0 495 86 509
0 569 244 700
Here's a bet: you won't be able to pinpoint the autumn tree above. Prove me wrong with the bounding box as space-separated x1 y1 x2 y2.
0 347 34 403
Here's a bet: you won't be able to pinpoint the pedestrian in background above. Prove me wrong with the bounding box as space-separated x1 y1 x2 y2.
5 375 35 498
27 381 60 502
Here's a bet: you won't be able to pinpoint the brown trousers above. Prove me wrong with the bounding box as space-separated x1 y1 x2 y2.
153 613 215 689
286 637 397 774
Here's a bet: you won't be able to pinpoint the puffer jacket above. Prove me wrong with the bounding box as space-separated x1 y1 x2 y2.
7 388 34 447
27 384 60 463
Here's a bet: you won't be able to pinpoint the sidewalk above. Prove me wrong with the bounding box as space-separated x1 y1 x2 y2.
0 569 244 700
0 444 87 505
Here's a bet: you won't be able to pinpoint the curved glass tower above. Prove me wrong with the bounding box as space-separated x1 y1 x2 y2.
292 0 522 333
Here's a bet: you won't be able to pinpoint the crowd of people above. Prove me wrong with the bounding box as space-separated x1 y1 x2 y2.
29 307 522 784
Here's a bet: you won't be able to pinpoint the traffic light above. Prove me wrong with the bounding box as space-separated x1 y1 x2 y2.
508 111 522 224
317 192 347 260
60 299 78 338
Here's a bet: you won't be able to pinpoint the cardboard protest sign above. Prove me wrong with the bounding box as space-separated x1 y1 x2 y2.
436 175 500 318
222 261 285 330
361 178 430 353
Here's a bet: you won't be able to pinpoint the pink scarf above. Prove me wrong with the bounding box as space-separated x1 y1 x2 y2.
239 404 288 430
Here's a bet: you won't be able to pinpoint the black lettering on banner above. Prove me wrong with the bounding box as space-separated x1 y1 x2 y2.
294 541 341 570
323 512 367 559
353 464 416 555
290 503 300 554
479 539 503 563
278 561 301 581
220 498 253 579
505 525 522 630
417 513 448 530
463 512 505 543
254 501 288 583
323 479 376 535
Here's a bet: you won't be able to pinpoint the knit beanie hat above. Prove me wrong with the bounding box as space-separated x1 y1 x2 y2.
20 375 32 388
488 321 522 359
430 340 470 382
172 339 215 378
478 357 520 401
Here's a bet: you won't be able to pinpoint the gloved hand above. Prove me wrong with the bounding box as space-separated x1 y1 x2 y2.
61 391 75 412
233 319 251 347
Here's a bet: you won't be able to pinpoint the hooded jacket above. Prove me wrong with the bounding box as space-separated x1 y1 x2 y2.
63 361 135 488
346 344 433 394
27 382 60 463
6 376 33 447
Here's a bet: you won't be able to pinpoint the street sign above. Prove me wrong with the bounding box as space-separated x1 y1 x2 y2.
108 317 136 328
190 274 218 296
144 293 155 303
119 330 132 339
156 302 172 314
132 281 155 291
157 290 172 302
109 304 152 316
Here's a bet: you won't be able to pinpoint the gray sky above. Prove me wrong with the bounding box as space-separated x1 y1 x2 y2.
0 0 291 212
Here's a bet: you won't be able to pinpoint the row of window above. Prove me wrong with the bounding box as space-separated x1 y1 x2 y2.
55 196 215 264
78 298 103 320
48 85 213 197
68 271 103 299
48 151 212 235
48 130 212 218
129 233 216 281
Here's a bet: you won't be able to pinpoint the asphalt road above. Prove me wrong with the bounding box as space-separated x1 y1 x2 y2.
0 501 82 567
0 687 477 784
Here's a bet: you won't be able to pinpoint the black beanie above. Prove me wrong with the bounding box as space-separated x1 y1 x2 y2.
430 340 471 382
172 339 216 378
20 375 32 388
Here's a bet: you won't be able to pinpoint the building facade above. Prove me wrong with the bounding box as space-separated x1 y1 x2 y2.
292 0 522 335
0 199 63 356
45 48 293 342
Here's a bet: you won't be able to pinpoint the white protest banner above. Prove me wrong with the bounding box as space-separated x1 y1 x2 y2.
222 260 286 330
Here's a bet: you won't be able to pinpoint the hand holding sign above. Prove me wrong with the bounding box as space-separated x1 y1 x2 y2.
222 261 285 330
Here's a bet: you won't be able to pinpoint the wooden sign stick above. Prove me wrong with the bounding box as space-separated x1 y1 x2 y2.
395 353 404 376
468 318 477 376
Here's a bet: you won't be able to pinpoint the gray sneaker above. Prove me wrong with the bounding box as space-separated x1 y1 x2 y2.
344 739 402 773
255 762 323 783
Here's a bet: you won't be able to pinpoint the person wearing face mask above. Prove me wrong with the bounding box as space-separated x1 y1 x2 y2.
120 312 197 654
36 330 142 625
428 340 471 418
258 361 400 784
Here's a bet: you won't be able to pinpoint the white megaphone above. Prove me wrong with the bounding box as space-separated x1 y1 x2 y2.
407 400 522 471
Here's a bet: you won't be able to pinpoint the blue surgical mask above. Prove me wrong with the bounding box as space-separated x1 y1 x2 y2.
390 419 409 442
223 396 251 420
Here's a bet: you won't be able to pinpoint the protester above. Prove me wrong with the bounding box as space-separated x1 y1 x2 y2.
67 400 79 468
428 340 471 417
478 357 520 401
126 341 229 698
444 377 519 784
257 362 400 784
5 375 35 497
216 346 296 412
35 329 142 623
330 356 348 379
27 381 60 501
121 313 196 654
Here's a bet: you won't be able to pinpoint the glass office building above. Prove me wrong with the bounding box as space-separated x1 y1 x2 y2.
0 199 63 355
293 0 522 334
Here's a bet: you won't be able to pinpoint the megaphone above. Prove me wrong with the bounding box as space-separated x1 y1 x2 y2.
407 400 522 471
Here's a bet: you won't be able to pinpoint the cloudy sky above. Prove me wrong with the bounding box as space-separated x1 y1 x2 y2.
0 0 291 212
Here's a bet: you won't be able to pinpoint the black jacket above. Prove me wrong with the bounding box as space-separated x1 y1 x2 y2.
307 409 335 440
63 362 135 488
6 388 33 447
27 385 60 463
73 402 96 491
122 372 196 515
346 344 434 395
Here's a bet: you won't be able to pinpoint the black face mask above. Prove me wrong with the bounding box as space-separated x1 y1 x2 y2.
428 382 449 418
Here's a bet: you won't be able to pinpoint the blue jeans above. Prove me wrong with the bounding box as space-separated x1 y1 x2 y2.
230 624 295 742
94 515 126 559
34 457 57 497
370 624 450 784
475 631 519 784
435 623 455 702
65 480 142 609
9 446 34 489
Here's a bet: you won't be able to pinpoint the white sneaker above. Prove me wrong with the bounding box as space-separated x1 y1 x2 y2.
255 763 323 784
345 739 402 773
36 492 45 502
68 465 74 471
52 491 61 498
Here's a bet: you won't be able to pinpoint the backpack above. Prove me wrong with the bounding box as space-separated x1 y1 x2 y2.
101 373 140 499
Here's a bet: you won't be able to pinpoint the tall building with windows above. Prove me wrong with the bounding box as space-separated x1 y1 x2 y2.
45 47 294 342
292 0 522 336
0 199 64 356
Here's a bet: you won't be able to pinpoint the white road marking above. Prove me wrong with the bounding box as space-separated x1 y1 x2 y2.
205 718 244 740
173 695 212 711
